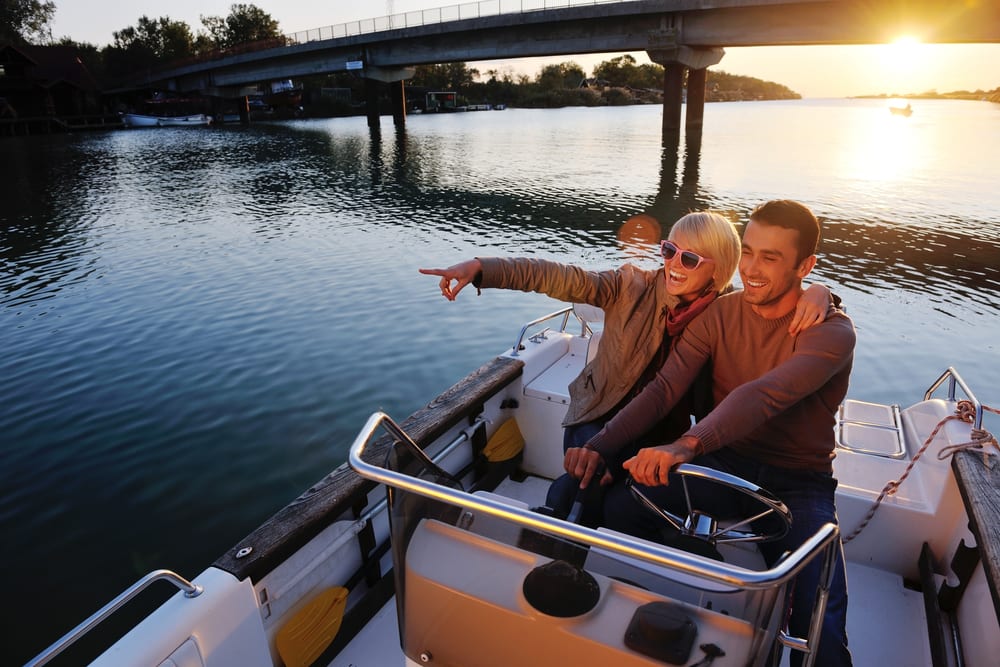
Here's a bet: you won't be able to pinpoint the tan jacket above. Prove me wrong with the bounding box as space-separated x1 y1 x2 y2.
478 257 682 427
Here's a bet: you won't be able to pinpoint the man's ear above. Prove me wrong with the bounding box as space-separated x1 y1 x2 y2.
797 254 817 279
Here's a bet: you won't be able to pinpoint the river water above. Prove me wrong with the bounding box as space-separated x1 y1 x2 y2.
4 98 1000 663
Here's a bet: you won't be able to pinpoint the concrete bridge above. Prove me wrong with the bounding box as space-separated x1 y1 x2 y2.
137 0 1000 138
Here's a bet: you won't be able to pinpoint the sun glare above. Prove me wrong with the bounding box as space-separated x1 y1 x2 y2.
875 36 933 93
889 36 923 61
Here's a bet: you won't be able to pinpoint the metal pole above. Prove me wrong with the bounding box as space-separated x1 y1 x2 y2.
26 570 203 667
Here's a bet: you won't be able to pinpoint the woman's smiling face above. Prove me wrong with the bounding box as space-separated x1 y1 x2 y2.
663 229 717 303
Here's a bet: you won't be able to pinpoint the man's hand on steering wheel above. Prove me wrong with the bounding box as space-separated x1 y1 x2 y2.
623 435 703 486
564 445 612 489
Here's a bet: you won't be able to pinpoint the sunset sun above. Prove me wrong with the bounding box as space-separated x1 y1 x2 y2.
874 36 934 93
880 36 928 72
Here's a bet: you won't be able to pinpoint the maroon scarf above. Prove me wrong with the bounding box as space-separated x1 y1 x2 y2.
665 289 718 337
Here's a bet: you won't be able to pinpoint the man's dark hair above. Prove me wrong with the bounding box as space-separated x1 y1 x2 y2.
749 200 821 263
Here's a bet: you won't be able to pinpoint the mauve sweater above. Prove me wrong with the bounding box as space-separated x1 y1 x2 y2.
586 290 856 473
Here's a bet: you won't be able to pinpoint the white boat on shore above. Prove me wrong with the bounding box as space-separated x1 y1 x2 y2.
121 112 212 128
26 305 1000 667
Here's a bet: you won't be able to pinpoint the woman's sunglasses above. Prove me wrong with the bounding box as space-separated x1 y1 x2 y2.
660 240 714 271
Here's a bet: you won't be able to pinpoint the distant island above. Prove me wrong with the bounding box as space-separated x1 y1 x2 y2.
853 88 1000 103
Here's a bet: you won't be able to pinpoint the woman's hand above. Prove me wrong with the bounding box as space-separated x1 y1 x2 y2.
564 446 611 489
419 258 482 301
789 282 833 335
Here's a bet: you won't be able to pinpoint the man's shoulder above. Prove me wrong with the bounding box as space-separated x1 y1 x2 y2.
824 308 857 340
816 304 855 332
706 289 745 314
800 305 857 353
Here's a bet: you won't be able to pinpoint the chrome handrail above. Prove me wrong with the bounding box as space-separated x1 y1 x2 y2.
924 366 982 429
26 570 203 667
508 306 573 356
351 411 837 665
349 411 838 667
349 411 839 589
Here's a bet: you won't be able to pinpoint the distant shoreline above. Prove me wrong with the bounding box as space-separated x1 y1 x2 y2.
851 90 1000 103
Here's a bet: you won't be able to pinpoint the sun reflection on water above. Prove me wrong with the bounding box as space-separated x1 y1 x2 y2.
838 107 918 183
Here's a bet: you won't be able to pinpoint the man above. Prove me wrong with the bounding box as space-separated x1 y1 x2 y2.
578 200 855 667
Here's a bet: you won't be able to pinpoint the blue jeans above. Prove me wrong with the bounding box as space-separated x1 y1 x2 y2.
603 448 852 667
545 421 609 526
545 420 693 526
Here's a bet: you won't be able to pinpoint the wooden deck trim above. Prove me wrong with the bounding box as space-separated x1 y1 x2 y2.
212 356 523 582
951 451 1000 622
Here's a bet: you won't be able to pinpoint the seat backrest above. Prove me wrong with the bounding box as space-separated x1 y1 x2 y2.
572 303 604 329
572 304 604 365
586 330 603 365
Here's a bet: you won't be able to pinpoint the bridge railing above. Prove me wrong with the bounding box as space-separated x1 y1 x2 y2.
285 0 630 45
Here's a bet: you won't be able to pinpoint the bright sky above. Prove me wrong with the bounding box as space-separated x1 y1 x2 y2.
50 0 1000 98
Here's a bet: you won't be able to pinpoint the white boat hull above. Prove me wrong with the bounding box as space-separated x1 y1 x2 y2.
121 113 212 127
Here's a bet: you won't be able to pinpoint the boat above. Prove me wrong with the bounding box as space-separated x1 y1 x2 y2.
154 114 212 127
120 95 214 128
26 304 1000 666
120 112 212 127
263 79 303 109
424 91 458 112
889 103 913 117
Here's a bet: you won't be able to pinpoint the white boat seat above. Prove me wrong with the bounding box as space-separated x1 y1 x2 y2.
522 348 583 405
517 304 604 478
522 304 604 405
836 399 905 459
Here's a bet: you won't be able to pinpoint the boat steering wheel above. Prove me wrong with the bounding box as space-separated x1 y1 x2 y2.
627 464 792 548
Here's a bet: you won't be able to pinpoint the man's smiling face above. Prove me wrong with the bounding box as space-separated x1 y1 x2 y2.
739 220 815 318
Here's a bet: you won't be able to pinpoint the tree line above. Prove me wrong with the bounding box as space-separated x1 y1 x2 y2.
395 56 799 113
308 57 798 116
2 1 284 83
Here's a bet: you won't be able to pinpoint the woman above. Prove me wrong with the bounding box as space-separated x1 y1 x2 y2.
420 211 831 524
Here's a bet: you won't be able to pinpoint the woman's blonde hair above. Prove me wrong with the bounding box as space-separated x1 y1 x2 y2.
668 211 741 292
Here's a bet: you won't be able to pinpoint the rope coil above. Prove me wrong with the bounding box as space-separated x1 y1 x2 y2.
841 399 999 544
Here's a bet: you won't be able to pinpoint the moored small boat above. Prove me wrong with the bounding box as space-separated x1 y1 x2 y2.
154 114 212 127
120 113 212 127
263 79 303 109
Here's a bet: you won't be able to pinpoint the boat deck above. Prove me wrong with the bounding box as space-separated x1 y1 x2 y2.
328 474 934 667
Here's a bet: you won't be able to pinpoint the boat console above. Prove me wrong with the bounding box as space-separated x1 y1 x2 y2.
349 413 840 667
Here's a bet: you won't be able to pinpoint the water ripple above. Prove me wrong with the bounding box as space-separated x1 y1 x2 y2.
3 100 1000 664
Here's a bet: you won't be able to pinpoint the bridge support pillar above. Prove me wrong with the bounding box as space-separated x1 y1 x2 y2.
389 80 406 127
239 95 250 125
686 67 707 136
661 63 684 141
362 66 415 129
365 78 381 129
647 42 724 142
